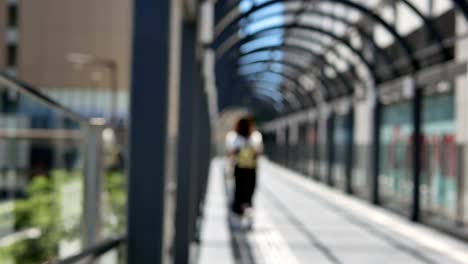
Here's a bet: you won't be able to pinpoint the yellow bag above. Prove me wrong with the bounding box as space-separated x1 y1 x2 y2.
236 146 257 169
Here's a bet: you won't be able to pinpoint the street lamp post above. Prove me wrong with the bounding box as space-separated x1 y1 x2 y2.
67 53 118 124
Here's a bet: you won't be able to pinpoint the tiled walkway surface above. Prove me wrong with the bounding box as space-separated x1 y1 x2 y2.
198 158 468 264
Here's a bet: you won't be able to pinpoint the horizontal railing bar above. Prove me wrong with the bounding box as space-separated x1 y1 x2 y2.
0 73 90 125
0 129 83 140
50 234 126 264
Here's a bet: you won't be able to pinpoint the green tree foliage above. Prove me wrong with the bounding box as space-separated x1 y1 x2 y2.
0 170 127 263
103 171 126 234
11 175 62 263
1 171 81 264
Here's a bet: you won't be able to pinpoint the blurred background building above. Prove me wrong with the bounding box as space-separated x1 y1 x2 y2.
0 0 131 229
0 0 131 119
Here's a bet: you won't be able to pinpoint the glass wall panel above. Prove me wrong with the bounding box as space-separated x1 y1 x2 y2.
352 139 370 199
318 118 329 182
288 124 299 171
332 113 352 191
306 122 318 179
379 100 414 214
421 92 457 222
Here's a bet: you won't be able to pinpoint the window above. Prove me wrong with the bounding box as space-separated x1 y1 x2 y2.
8 4 18 28
7 44 17 67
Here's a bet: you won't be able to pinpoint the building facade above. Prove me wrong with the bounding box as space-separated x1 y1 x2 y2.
1 0 132 119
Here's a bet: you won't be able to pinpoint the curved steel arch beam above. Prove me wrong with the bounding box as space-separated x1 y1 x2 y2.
398 0 450 59
242 61 343 99
240 65 328 97
244 80 304 111
237 43 366 94
218 23 397 78
269 1 447 59
238 41 366 86
240 58 348 98
220 86 287 114
241 63 319 94
241 77 291 95
250 83 294 108
240 67 328 105
239 71 312 107
250 86 285 104
239 56 352 98
217 24 396 81
453 0 468 21
218 8 402 74
231 4 450 61
250 94 290 114
220 28 381 81
233 32 380 84
253 90 283 103
215 0 468 30
214 0 420 71
250 93 286 113
241 68 316 99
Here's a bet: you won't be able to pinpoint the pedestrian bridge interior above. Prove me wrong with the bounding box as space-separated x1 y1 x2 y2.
1 0 468 263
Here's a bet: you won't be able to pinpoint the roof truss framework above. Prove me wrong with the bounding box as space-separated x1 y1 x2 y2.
239 69 316 106
214 0 468 113
237 41 366 96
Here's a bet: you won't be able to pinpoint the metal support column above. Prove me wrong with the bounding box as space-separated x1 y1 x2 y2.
83 122 104 247
327 113 335 187
189 73 203 243
197 91 211 216
411 84 422 222
313 121 320 180
371 100 381 205
284 127 290 167
128 0 173 262
318 108 329 182
346 109 355 194
174 22 198 264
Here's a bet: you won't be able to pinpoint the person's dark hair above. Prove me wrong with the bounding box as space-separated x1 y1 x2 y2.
235 116 254 138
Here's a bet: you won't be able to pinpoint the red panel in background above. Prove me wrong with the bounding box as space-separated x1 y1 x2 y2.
307 126 316 145
442 134 456 178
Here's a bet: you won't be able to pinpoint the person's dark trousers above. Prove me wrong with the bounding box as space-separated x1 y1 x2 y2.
232 167 257 215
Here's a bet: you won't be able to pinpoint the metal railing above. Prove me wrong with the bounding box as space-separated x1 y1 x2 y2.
0 73 89 124
0 72 127 263
51 235 126 264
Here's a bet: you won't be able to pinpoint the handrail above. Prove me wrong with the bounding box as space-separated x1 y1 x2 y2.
0 128 83 140
49 235 127 264
0 73 92 125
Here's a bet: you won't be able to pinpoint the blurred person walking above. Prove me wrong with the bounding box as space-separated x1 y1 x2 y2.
225 116 263 229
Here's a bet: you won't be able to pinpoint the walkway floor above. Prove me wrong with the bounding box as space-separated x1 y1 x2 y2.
198 158 468 264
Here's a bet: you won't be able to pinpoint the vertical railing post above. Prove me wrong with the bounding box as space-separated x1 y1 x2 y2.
313 121 320 180
346 109 355 194
318 112 325 182
285 126 290 167
327 112 335 187
411 80 422 222
83 121 104 247
371 97 381 205
189 75 202 244
197 91 210 216
174 20 197 264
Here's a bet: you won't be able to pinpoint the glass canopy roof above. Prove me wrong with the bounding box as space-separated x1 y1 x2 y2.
214 0 468 114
